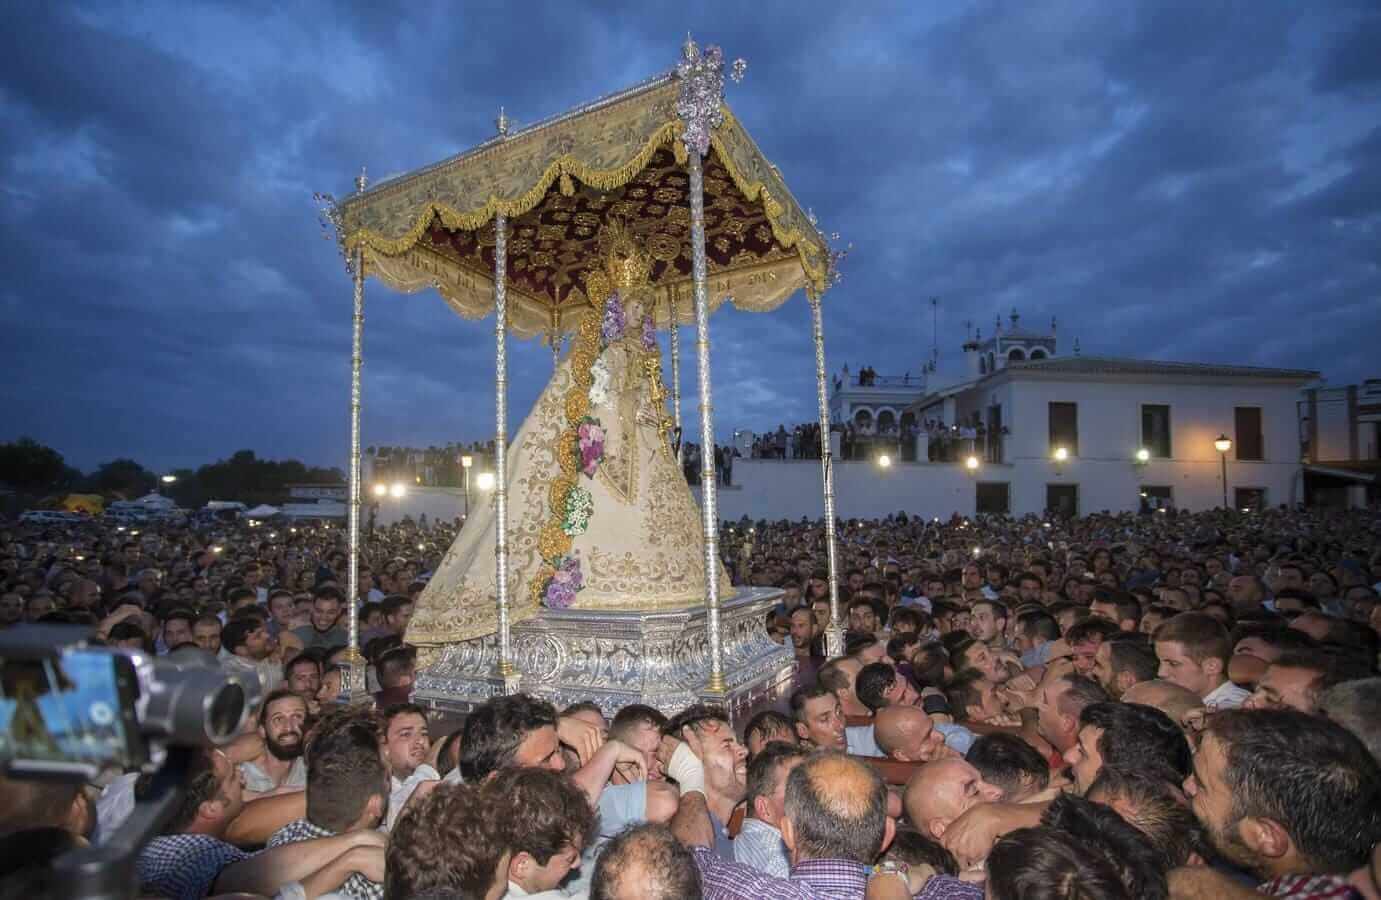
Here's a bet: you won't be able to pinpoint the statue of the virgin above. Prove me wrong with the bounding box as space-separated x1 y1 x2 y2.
405 223 731 648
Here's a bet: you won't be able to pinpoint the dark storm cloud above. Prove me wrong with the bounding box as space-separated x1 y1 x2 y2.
1 1 1377 472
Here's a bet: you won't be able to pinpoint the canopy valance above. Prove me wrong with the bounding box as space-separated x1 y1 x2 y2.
336 77 829 339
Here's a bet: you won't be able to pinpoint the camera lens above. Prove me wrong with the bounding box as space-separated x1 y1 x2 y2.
205 681 245 741
141 654 251 747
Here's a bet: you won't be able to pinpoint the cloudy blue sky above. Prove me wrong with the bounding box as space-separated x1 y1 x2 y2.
2 1 1378 473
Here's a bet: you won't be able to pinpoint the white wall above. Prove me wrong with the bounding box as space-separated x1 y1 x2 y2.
372 486 470 526
698 459 989 521
699 377 1305 521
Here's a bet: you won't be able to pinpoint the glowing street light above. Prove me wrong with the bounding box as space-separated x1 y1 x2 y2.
1135 448 1150 463
477 472 496 491
877 454 893 469
965 455 980 471
389 482 407 499
1052 447 1069 463
373 484 388 498
160 474 177 484
1214 434 1232 508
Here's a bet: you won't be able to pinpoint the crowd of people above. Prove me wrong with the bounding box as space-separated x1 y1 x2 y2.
2 504 1381 899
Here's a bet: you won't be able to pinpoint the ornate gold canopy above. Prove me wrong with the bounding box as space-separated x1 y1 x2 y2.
335 76 830 339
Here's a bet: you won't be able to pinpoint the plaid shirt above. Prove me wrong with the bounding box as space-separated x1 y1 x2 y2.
692 847 983 900
136 833 249 900
1259 874 1361 899
269 819 383 900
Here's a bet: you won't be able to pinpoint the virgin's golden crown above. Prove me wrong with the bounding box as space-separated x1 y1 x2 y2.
601 221 653 290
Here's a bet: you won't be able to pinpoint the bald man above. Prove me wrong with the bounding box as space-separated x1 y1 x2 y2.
902 758 1004 840
675 751 976 896
873 706 952 763
1121 679 1204 735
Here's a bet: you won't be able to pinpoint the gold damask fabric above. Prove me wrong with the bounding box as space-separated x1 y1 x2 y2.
404 291 731 648
335 77 829 339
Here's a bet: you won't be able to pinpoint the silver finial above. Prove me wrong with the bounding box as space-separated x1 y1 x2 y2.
495 106 510 137
730 57 747 83
354 167 368 193
683 32 699 61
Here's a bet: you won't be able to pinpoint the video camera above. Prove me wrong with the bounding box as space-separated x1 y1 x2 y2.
1 625 260 899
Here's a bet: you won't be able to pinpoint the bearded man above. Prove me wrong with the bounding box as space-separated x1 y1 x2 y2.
239 688 308 798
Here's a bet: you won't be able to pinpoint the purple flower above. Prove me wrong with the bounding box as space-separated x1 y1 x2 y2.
641 315 656 352
601 293 626 343
544 555 584 609
578 419 606 477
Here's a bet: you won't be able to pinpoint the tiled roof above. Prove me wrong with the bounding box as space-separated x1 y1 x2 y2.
1005 355 1319 380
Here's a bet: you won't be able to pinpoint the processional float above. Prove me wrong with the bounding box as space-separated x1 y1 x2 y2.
318 38 847 716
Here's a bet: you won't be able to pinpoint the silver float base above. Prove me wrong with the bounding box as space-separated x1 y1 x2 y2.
411 587 795 720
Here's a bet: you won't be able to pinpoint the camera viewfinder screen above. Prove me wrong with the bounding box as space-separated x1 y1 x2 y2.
0 649 142 775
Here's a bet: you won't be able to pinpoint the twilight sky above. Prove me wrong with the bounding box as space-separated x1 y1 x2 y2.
2 1 1378 473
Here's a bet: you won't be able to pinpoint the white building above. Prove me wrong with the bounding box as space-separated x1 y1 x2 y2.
710 315 1320 520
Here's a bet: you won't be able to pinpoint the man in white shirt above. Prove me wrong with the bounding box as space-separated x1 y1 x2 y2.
732 741 808 877
1153 612 1249 710
380 702 440 831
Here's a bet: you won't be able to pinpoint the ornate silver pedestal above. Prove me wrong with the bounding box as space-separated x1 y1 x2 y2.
411 588 795 720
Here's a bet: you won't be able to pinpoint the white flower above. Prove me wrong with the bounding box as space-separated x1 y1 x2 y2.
588 354 612 407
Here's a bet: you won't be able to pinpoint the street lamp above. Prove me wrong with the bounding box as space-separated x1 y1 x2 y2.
461 455 473 518
1052 446 1069 463
373 484 388 498
1214 434 1232 509
477 471 496 491
160 474 177 484
1135 448 1150 464
877 454 893 469
389 482 407 499
965 455 979 471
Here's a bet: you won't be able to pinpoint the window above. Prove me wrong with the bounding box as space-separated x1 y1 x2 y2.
1234 407 1264 461
1141 405 1172 458
1140 485 1173 513
976 482 1010 515
1046 484 1079 517
1235 487 1266 512
1049 402 1079 456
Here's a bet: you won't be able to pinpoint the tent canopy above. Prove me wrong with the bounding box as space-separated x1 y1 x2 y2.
335 74 830 340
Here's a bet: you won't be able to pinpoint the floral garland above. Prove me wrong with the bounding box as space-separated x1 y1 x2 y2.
531 279 673 610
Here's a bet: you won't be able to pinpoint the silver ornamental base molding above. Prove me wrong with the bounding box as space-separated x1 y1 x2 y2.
411 587 796 721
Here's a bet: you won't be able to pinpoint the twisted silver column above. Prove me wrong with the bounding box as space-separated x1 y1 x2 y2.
343 168 368 698
669 294 682 463
808 293 844 657
687 151 726 694
493 213 516 684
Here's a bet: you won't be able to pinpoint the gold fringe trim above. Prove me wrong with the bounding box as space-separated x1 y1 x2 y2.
344 122 683 258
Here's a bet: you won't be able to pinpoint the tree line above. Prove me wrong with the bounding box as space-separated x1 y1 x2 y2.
0 438 343 509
